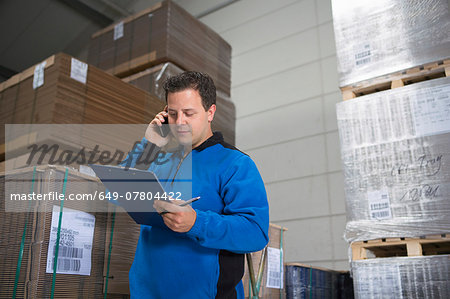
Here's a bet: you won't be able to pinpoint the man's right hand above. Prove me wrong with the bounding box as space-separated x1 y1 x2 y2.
145 108 170 148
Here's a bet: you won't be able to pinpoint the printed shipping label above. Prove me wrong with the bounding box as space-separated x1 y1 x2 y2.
266 247 283 289
70 58 88 84
33 61 47 89
368 189 392 220
355 263 402 296
411 85 450 137
46 205 95 276
114 21 124 40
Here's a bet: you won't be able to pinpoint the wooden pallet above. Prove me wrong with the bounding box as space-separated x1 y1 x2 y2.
351 234 450 261
341 59 450 100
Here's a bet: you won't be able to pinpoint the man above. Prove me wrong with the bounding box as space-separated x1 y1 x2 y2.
123 71 269 298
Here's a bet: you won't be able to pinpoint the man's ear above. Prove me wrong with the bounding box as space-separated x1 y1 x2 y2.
207 104 216 123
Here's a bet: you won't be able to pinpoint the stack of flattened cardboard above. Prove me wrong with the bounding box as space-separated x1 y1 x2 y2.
102 212 140 295
0 53 163 127
0 166 109 298
0 53 165 171
88 0 231 96
124 62 236 145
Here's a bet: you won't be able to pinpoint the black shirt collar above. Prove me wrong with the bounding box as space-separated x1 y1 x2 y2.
193 132 224 152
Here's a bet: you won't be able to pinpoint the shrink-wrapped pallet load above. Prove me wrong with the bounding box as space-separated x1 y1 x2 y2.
336 77 450 242
352 255 450 299
332 0 450 87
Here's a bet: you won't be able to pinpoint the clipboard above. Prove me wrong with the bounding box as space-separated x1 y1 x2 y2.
89 164 169 226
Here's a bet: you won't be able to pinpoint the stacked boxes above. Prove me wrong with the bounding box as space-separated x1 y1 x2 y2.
0 166 108 298
332 0 450 298
87 0 231 96
0 53 163 127
0 53 165 168
337 77 450 242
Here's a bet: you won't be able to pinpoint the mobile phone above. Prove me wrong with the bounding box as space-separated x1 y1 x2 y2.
158 115 170 137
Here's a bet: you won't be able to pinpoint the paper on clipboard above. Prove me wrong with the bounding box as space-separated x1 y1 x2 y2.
90 164 176 226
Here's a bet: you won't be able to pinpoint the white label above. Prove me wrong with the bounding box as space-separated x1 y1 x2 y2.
114 21 124 40
70 58 88 84
46 205 95 276
354 43 371 67
79 165 97 178
412 85 450 137
266 247 283 289
368 189 392 220
33 61 47 89
354 262 402 296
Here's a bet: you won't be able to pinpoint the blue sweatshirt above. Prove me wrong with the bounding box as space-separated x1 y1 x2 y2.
122 132 269 298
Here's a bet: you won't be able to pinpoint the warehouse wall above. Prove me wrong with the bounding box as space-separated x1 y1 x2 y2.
176 0 348 270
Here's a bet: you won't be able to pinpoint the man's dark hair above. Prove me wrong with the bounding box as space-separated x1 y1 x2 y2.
163 71 216 110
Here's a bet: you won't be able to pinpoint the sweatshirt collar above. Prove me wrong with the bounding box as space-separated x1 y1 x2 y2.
193 132 223 152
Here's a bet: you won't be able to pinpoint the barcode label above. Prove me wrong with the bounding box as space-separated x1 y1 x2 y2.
54 245 83 259
371 211 390 219
46 206 95 276
354 43 371 66
266 247 283 289
370 202 389 211
268 271 280 288
51 258 81 272
356 57 371 65
368 189 392 220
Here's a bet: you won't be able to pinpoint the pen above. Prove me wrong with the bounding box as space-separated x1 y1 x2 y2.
159 196 200 215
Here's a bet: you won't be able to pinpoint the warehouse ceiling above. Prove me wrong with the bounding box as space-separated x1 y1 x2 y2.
0 0 236 82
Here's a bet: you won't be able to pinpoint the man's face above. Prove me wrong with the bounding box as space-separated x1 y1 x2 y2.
167 88 215 149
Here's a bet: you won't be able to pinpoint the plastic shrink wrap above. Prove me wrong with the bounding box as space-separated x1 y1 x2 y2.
337 77 450 242
352 255 450 299
331 0 450 87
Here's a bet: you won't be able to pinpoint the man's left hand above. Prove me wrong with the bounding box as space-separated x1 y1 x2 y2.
153 200 197 233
